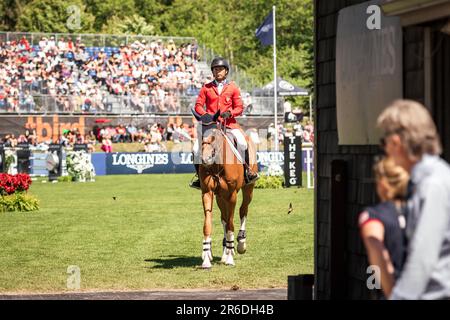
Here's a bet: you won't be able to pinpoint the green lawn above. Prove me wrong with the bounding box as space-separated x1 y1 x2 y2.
0 174 313 293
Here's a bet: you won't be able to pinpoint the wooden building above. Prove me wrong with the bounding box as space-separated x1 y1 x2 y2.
314 0 450 299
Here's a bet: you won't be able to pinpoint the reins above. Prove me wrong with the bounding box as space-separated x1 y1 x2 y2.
201 124 225 194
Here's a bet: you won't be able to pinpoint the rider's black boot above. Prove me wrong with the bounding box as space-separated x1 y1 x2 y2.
244 149 259 185
190 163 201 189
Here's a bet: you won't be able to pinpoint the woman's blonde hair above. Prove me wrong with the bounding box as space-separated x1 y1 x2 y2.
373 157 409 200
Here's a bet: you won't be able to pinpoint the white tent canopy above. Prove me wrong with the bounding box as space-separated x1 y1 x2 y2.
253 77 309 96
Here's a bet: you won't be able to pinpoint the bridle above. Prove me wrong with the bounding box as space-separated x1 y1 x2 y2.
200 123 224 194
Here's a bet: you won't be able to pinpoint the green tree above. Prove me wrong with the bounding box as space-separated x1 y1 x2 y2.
101 14 155 35
0 0 33 31
84 0 136 31
161 0 313 109
15 0 95 33
134 0 168 35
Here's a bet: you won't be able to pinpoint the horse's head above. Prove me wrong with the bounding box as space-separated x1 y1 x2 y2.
193 109 221 166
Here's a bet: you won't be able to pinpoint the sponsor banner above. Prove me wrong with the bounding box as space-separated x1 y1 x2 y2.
102 150 313 175
106 152 194 175
28 149 314 176
91 153 107 176
0 115 276 143
283 136 303 187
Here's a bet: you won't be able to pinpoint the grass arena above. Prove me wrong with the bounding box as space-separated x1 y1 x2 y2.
0 173 313 293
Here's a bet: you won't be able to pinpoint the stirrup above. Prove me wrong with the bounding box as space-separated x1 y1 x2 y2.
245 171 260 185
189 176 201 190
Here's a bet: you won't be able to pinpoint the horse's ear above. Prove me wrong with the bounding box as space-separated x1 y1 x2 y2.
213 110 221 122
191 107 202 121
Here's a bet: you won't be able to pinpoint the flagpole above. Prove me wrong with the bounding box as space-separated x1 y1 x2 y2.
273 5 278 152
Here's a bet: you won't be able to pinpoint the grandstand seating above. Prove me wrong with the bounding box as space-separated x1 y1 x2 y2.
0 36 204 114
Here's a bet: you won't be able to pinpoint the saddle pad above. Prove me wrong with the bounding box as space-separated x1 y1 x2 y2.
225 132 238 148
221 131 244 164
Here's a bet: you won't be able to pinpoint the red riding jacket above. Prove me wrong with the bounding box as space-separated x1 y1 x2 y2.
194 80 243 129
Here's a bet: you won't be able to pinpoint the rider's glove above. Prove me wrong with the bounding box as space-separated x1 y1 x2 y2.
221 111 231 119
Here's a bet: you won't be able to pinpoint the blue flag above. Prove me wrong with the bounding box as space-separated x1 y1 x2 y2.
255 11 273 46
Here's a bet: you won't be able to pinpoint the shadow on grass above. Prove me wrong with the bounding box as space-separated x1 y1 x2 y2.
145 255 202 269
144 255 225 270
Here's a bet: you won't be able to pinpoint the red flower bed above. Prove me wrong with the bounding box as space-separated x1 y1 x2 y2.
0 173 32 195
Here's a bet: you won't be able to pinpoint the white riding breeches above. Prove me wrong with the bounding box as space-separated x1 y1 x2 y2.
230 129 248 152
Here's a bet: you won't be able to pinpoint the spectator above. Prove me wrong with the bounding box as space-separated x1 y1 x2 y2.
146 123 164 152
85 130 96 153
59 129 70 147
25 128 37 145
248 128 261 147
22 90 36 112
243 93 253 114
126 124 138 142
165 123 174 141
359 156 409 298
75 129 85 144
100 134 113 153
0 37 205 114
377 99 450 300
115 124 128 143
268 123 276 141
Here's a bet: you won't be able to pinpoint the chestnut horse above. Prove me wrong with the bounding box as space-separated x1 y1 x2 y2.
194 111 258 268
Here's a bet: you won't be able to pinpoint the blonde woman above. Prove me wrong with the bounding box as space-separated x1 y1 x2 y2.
359 156 409 298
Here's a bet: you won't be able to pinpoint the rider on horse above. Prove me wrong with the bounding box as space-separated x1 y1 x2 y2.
190 56 259 189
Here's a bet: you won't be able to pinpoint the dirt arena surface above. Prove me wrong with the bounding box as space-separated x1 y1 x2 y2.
0 288 287 300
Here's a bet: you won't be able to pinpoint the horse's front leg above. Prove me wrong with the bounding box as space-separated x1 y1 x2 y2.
237 183 254 254
201 191 214 269
224 191 237 266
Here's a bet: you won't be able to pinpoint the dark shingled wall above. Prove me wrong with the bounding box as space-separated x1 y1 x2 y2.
314 0 425 299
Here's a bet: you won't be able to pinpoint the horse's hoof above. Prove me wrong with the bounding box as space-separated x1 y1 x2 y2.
202 261 212 269
221 254 227 264
237 241 246 254
225 255 235 266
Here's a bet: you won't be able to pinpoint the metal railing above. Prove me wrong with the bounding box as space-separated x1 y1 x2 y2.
0 31 196 48
0 94 283 116
198 44 257 93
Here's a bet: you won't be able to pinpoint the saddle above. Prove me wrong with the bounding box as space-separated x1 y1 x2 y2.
220 129 244 164
225 131 238 149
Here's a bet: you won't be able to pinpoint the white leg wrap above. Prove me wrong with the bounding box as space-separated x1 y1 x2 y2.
221 221 227 263
237 217 247 254
225 231 235 266
202 237 213 268
240 217 247 232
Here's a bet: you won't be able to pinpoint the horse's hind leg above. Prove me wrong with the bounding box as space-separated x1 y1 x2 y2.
237 183 254 254
216 196 228 263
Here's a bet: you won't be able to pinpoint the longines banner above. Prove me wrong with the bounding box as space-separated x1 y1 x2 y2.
32 150 313 176
86 151 313 176
105 152 194 175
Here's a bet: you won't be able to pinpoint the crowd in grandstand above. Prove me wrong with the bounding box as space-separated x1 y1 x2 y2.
0 36 203 113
